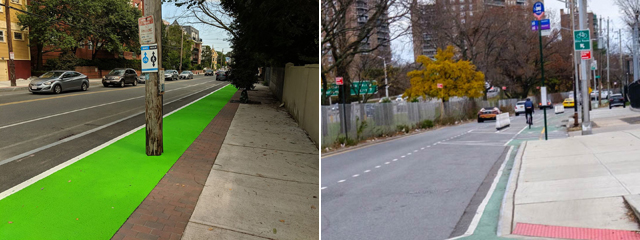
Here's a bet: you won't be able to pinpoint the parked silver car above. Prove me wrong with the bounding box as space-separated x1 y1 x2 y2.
179 71 194 79
165 70 179 81
29 70 89 94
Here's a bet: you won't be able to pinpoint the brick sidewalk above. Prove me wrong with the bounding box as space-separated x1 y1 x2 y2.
112 90 240 240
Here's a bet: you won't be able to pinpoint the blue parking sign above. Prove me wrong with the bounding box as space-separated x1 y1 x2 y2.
533 2 544 15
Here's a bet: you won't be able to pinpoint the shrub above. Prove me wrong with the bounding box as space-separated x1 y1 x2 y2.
380 97 391 103
419 120 434 129
356 117 368 140
336 136 357 146
396 124 411 133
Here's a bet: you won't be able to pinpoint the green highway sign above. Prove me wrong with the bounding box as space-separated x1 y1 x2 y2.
574 29 591 51
322 80 378 96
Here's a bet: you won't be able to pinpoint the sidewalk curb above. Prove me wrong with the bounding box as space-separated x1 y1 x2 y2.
498 141 526 237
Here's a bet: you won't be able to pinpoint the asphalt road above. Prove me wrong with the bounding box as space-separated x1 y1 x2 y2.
321 108 572 240
0 75 228 192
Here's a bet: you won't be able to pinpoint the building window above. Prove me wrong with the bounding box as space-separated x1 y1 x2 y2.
460 0 464 2
470 12 473 16
469 4 472 10
10 0 19 4
88 41 93 50
0 31 4 42
13 32 22 40
461 5 465 10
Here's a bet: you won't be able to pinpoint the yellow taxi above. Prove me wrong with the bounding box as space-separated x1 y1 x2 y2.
563 98 575 107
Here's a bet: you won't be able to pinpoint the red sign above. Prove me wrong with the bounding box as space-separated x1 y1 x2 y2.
536 86 540 89
335 77 344 85
581 51 591 60
437 83 443 89
534 12 544 20
502 86 507 90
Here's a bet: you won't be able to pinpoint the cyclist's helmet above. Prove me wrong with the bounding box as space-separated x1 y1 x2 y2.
526 98 531 101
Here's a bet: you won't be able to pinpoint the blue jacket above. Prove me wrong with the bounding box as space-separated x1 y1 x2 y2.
524 101 533 109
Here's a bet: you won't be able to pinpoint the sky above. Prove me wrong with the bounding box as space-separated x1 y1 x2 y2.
391 0 628 63
161 2 233 53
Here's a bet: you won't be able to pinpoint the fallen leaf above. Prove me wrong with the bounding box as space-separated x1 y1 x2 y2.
229 188 232 190
208 228 213 231
182 185 185 187
313 196 317 198
311 206 316 209
76 218 79 220
279 220 285 223
68 180 71 183
176 183 179 186
8 221 12 224
273 228 277 234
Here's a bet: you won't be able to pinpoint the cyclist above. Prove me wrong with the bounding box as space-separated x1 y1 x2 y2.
524 98 534 124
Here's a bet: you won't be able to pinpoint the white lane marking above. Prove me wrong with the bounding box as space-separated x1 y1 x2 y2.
407 153 412 155
0 84 230 200
364 170 371 173
321 187 327 190
385 162 390 164
352 174 359 178
427 145 431 147
0 83 229 167
468 130 474 133
375 165 381 168
0 81 211 130
504 125 528 146
393 159 398 161
452 146 514 238
437 141 442 143
433 143 437 146
338 180 346 183
401 155 406 158
421 147 425 150
413 150 418 152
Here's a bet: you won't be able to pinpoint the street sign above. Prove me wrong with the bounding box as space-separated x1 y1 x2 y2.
591 60 597 70
141 44 158 72
595 76 600 79
574 29 591 51
138 16 156 45
533 2 544 18
581 51 591 60
437 83 443 88
9 52 14 60
336 77 343 85
322 84 339 96
588 87 592 94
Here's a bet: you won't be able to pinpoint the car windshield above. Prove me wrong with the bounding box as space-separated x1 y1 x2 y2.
182 71 191 74
516 102 525 105
483 107 496 111
108 69 126 75
40 71 64 79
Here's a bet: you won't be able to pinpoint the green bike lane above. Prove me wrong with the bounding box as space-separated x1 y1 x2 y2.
453 110 572 240
0 85 237 239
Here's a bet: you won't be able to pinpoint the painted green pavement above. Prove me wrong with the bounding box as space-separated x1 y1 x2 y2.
0 85 236 239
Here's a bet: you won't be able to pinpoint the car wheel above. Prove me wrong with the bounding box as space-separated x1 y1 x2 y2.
103 84 108 87
81 82 88 91
53 85 62 94
478 118 484 123
120 81 125 88
515 113 519 116
133 80 138 86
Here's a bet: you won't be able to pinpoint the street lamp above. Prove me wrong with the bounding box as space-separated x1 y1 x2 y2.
374 55 389 99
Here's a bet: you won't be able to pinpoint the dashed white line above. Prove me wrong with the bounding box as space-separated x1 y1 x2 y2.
421 147 425 150
407 153 412 155
393 159 398 161
401 155 406 158
428 145 432 147
375 165 381 168
352 174 359 178
338 180 346 183
385 162 390 164
413 150 418 152
364 170 371 173
321 187 327 190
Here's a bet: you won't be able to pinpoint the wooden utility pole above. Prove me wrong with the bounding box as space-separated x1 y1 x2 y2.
144 0 163 155
5 0 15 86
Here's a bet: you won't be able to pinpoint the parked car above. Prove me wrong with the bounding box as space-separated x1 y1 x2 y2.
216 70 227 81
102 68 138 87
609 93 626 109
204 69 214 76
29 70 89 94
563 98 575 108
478 107 500 123
538 101 553 109
138 73 149 84
514 101 526 116
164 70 179 81
179 71 194 79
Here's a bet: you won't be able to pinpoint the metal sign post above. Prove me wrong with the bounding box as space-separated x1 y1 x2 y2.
534 1 548 140
336 77 348 140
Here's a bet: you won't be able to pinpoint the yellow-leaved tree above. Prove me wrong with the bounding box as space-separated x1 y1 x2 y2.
405 46 485 102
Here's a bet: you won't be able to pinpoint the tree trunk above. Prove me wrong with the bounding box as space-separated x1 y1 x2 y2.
36 44 43 71
321 72 328 105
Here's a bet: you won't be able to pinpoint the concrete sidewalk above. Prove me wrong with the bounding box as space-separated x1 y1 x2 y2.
501 113 640 238
181 85 319 239
0 79 103 92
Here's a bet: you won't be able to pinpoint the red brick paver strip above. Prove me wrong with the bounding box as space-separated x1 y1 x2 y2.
112 90 240 240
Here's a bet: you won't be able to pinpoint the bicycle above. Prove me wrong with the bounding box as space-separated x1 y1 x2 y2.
527 114 533 129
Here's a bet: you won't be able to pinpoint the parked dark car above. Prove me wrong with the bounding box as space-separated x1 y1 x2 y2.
164 70 179 81
29 70 89 94
103 68 139 87
204 70 214 76
216 70 227 81
609 93 626 109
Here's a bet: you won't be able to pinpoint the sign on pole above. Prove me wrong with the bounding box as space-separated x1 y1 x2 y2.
533 1 544 19
591 60 597 70
138 16 156 45
581 51 591 60
574 29 591 51
141 44 158 72
335 77 344 85
437 83 443 88
502 86 507 90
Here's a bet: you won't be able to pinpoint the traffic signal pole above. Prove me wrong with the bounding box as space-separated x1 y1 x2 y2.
579 0 592 135
537 19 548 140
